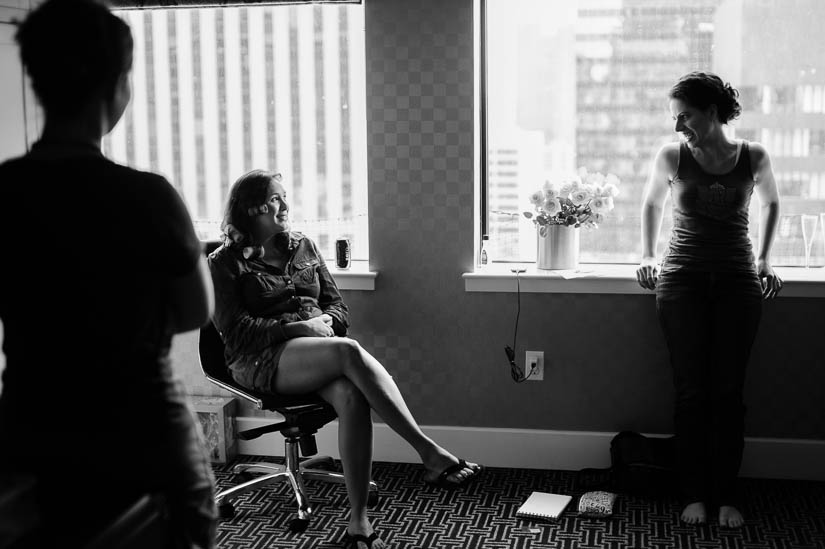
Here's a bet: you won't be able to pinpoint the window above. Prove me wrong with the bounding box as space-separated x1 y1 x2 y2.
482 0 825 267
105 4 368 261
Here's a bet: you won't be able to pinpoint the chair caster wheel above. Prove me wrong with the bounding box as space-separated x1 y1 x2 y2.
367 490 379 507
218 502 236 519
288 518 309 533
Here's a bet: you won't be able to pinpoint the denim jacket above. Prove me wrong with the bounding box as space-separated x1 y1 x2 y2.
207 232 349 372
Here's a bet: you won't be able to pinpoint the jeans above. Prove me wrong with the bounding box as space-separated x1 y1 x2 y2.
656 267 762 506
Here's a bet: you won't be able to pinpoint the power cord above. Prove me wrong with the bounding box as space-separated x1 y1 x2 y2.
505 268 535 383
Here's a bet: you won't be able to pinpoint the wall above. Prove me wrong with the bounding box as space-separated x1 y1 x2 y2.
170 0 825 441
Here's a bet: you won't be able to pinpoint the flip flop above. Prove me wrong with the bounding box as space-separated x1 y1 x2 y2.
424 458 482 489
342 532 386 549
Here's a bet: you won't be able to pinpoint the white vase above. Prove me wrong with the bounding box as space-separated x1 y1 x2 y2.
537 224 580 270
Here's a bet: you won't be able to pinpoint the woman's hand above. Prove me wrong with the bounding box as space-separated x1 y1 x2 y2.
285 314 335 338
757 258 782 299
636 257 659 290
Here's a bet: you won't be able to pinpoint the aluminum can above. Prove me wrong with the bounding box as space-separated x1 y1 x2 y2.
335 238 351 269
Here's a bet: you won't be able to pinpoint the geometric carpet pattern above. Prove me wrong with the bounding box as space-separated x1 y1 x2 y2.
214 457 825 548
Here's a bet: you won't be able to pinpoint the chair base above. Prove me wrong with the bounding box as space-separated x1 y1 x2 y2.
216 438 378 522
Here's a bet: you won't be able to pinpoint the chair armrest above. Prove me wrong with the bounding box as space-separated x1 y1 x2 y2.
205 375 265 409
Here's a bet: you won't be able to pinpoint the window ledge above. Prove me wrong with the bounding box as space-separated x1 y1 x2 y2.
463 264 825 298
331 261 376 291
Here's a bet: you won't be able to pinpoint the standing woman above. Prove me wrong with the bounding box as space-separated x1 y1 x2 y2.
0 1 216 547
636 72 782 527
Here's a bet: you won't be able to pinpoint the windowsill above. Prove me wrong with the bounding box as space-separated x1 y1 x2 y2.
463 264 825 297
330 261 376 291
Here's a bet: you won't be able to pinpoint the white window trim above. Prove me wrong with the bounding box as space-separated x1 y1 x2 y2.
331 260 376 291
463 264 825 298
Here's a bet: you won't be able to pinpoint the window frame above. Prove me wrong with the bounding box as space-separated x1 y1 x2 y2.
472 0 825 293
107 0 375 276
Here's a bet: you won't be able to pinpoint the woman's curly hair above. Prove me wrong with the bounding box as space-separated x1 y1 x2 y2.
669 71 742 124
221 169 283 259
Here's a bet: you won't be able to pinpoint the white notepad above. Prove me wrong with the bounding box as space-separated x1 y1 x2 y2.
516 491 572 521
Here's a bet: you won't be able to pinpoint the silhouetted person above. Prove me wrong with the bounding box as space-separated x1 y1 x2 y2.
0 1 217 546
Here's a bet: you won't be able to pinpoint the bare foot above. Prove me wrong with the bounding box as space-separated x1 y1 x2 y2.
422 448 481 485
345 522 388 549
346 517 373 539
680 501 707 525
719 505 744 528
344 531 387 549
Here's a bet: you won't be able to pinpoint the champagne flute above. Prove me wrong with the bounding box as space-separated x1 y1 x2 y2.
821 213 825 267
801 214 819 268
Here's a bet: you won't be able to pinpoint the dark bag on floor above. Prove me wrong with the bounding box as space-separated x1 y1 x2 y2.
578 431 678 497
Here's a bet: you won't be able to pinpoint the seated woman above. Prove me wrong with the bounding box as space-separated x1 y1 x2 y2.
208 169 481 549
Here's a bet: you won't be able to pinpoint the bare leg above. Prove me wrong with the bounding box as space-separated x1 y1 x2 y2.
274 337 479 484
315 378 377 539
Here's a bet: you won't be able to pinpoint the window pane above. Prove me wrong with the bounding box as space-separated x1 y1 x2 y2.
105 4 368 261
485 0 825 267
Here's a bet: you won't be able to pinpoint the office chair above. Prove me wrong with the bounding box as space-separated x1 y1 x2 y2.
198 321 378 531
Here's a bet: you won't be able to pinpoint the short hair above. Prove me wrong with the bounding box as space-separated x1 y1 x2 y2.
15 0 133 117
222 170 283 247
668 71 742 124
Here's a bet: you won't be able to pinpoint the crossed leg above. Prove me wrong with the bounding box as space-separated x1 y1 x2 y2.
274 337 480 539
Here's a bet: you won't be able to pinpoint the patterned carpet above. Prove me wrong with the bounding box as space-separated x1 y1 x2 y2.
214 456 825 549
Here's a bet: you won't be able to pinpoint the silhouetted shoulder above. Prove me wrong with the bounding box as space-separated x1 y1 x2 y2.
746 141 769 163
649 142 680 181
745 141 771 181
659 142 681 169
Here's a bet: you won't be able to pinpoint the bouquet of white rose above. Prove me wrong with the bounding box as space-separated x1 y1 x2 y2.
523 167 620 235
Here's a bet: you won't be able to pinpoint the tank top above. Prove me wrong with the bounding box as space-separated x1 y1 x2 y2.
663 140 756 272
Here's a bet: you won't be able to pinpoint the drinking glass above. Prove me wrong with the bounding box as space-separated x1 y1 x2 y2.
801 214 819 268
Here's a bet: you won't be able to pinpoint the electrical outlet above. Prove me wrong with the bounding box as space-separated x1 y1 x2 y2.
525 351 544 381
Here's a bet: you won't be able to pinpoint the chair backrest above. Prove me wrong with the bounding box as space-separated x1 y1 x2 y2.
204 239 223 256
198 321 236 386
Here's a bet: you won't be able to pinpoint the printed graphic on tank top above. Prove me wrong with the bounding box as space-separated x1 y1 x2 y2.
696 181 739 220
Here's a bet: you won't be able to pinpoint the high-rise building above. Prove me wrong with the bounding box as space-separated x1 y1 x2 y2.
488 0 723 263
486 2 577 261
103 5 368 258
715 0 825 265
575 0 721 262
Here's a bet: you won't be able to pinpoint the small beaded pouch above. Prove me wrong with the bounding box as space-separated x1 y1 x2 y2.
577 491 618 518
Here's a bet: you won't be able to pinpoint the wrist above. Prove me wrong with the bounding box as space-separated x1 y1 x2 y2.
282 322 302 338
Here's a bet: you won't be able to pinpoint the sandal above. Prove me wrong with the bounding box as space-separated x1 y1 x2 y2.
342 531 387 549
424 458 482 489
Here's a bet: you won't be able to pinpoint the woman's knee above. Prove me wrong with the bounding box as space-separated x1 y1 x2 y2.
321 377 368 414
331 337 365 369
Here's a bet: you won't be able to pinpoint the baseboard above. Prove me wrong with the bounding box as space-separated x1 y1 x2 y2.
234 417 825 481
